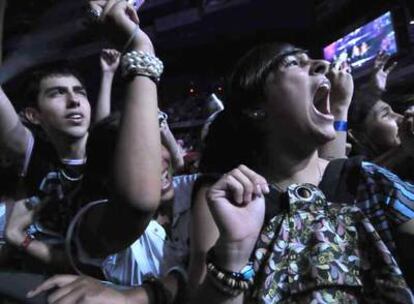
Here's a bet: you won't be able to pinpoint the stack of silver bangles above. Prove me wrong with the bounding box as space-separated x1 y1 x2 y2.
121 51 164 83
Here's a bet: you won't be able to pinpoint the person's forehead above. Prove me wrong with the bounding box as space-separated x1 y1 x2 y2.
39 75 83 90
371 100 390 113
277 49 308 60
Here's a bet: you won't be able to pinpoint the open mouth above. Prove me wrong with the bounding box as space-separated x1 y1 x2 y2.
65 113 84 121
313 80 333 118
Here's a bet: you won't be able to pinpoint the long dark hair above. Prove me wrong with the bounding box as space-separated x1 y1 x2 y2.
199 42 303 176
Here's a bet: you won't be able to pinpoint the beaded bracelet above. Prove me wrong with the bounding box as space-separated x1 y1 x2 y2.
206 249 255 297
121 51 164 83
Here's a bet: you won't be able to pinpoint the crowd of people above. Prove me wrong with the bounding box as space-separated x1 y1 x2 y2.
0 0 414 303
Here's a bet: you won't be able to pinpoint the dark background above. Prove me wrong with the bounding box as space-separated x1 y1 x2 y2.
1 0 414 108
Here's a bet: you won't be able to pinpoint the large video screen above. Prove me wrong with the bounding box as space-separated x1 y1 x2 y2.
323 11 397 70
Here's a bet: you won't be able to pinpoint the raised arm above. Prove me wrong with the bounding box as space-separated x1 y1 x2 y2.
319 61 353 160
79 0 161 256
0 0 31 156
93 49 120 124
109 4 161 218
369 50 397 95
187 183 220 293
191 165 268 304
0 86 32 158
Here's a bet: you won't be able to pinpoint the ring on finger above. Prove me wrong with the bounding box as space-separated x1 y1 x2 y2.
86 7 101 21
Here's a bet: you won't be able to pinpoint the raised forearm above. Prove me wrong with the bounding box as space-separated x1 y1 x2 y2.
113 43 161 213
319 107 348 160
0 87 30 154
94 72 114 124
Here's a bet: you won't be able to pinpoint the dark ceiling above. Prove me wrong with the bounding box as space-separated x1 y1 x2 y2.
1 0 413 103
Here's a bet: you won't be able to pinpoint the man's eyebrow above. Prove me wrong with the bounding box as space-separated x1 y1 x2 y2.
377 105 391 114
43 86 66 94
73 85 86 91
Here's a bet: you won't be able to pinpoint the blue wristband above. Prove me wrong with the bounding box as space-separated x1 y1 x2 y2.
334 120 348 132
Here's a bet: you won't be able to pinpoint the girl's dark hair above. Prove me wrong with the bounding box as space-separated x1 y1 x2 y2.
348 90 380 132
199 42 301 175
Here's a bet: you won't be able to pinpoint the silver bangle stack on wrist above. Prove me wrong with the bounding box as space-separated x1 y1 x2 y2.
121 50 164 83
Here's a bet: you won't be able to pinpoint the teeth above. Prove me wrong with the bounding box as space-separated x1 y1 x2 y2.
320 83 330 90
68 114 82 119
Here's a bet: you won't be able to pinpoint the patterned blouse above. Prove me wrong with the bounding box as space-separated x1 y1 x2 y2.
247 158 414 303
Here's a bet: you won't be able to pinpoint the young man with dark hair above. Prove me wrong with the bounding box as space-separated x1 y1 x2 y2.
0 65 92 303
1 64 91 266
1 64 90 181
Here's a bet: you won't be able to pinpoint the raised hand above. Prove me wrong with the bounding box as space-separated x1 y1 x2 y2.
326 60 354 120
206 165 269 271
371 50 398 93
88 0 153 52
27 275 128 304
100 49 120 74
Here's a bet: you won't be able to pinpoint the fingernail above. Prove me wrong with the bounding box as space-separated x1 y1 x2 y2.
264 184 270 194
26 290 34 298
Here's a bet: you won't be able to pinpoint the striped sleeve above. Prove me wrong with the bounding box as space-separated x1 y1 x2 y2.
361 161 414 225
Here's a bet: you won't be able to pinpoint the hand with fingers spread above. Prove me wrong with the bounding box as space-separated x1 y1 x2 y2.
100 49 121 74
206 165 269 271
326 60 354 120
27 275 128 304
87 0 153 53
399 109 414 156
370 50 398 93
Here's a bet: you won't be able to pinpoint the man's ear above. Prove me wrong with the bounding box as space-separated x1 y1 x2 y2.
23 107 41 125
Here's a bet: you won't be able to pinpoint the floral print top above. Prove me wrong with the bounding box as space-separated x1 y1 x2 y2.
247 159 414 303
